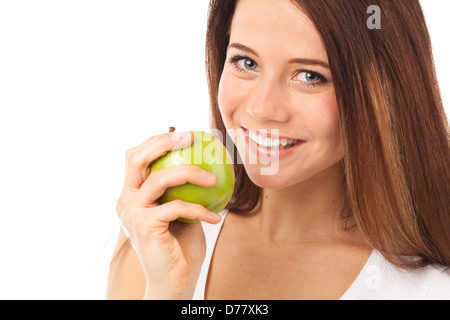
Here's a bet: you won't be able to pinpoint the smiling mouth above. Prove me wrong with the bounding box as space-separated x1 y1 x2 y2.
244 128 303 149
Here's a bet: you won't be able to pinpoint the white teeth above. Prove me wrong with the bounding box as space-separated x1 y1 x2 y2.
248 130 299 148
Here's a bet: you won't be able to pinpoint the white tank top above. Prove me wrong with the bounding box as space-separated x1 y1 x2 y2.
193 209 450 300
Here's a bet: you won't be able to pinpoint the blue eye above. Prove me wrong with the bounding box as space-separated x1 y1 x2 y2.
297 71 321 83
229 55 258 73
237 58 258 70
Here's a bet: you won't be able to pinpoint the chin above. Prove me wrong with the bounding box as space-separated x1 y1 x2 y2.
243 163 296 189
243 158 344 190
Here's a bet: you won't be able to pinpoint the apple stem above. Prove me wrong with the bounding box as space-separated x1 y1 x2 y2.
169 126 176 133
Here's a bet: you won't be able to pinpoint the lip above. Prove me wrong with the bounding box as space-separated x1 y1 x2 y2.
241 126 299 140
243 127 305 159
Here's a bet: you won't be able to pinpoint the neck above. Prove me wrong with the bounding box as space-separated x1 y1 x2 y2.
250 162 352 243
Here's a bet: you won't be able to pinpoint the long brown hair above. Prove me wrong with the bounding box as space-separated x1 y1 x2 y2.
206 0 450 269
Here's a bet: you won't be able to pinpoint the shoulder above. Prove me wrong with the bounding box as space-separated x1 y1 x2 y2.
376 252 450 300
345 250 450 300
423 267 450 300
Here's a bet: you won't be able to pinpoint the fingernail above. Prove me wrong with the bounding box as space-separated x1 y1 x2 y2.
210 211 221 221
172 132 192 141
201 170 216 180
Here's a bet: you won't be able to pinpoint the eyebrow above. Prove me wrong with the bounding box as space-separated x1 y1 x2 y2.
227 42 330 69
228 43 260 57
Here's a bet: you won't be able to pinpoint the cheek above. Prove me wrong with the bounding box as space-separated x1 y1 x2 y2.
218 71 247 126
218 72 233 121
307 94 340 139
301 92 343 158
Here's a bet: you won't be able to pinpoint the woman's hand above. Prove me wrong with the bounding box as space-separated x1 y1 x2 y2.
115 131 221 299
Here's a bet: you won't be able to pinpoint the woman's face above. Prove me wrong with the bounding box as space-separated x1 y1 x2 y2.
218 0 343 189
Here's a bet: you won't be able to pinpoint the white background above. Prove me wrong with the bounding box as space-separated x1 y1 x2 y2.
0 1 448 299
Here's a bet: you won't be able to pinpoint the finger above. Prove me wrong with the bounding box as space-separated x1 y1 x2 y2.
153 200 221 226
123 131 194 191
119 199 220 241
134 164 217 207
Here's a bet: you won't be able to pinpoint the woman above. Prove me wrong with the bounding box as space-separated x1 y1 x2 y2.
107 0 450 299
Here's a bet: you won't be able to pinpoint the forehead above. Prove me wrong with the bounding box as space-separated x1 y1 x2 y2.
229 0 328 62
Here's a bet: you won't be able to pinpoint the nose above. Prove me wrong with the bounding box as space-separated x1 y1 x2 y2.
246 75 290 123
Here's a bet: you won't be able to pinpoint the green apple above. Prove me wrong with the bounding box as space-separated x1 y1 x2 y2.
150 131 235 223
